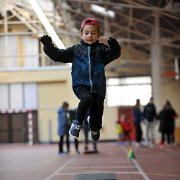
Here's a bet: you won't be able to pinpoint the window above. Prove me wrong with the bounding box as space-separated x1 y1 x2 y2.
0 83 37 111
106 76 152 106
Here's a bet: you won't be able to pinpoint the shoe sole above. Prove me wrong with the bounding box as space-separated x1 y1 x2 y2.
69 130 79 139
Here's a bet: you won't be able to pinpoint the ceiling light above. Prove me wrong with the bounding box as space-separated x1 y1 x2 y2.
91 4 115 18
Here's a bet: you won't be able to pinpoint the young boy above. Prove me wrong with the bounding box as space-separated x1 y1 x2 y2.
40 17 121 142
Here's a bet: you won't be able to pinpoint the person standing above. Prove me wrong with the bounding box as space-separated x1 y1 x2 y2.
57 102 71 155
158 100 178 146
133 99 143 147
143 97 157 146
40 17 121 142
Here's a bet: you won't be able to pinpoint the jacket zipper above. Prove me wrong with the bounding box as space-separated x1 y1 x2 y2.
88 46 93 92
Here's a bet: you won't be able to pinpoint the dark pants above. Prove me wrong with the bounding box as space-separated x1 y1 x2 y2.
74 138 79 152
59 135 69 153
135 123 142 143
162 132 170 144
75 86 104 131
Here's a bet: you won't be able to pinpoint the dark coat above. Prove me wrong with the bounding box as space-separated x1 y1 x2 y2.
44 40 121 97
143 103 156 122
158 106 177 133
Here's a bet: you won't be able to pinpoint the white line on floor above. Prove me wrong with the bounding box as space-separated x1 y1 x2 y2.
44 155 78 180
120 145 150 180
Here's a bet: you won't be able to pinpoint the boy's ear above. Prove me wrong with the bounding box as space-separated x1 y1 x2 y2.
80 31 83 37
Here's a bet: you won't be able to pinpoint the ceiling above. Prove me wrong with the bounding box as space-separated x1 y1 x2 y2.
0 0 180 76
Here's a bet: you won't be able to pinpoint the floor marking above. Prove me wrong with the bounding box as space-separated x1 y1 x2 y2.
147 172 180 178
44 155 77 180
132 159 150 180
120 145 150 180
65 165 135 169
55 171 141 175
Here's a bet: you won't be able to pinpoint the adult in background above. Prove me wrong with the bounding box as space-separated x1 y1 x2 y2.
57 102 71 155
143 97 157 146
158 100 178 146
133 99 143 147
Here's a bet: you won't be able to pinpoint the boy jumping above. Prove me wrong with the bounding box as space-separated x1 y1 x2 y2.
40 17 121 142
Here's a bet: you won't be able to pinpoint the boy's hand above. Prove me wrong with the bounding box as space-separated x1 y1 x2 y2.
108 37 119 48
40 35 52 47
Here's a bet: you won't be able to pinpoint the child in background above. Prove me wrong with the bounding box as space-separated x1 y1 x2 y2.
40 17 121 142
120 114 132 144
115 120 123 142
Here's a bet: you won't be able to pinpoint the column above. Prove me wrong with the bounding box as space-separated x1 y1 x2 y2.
151 11 161 111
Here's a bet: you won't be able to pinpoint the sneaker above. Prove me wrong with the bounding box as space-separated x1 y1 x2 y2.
91 130 100 142
69 121 81 139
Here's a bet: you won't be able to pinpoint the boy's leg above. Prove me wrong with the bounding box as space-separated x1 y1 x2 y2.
89 94 104 141
76 87 93 124
69 86 93 139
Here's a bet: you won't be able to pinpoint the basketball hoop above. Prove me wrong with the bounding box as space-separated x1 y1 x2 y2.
161 57 179 80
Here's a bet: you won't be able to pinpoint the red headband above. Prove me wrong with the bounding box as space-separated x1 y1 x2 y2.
81 18 99 28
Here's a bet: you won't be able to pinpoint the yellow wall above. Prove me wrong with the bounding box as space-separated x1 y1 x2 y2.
38 82 67 142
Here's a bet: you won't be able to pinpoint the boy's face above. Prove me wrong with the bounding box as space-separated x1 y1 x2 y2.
80 25 100 44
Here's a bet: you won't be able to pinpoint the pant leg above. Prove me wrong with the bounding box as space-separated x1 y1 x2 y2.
162 132 165 144
76 86 93 125
59 136 64 153
167 132 171 144
89 94 104 131
136 123 142 143
145 121 150 142
151 121 155 143
135 123 141 142
66 134 70 152
74 138 79 151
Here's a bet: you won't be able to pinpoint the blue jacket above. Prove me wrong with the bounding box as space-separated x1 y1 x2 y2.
44 40 121 97
133 107 142 124
57 107 70 136
143 103 156 122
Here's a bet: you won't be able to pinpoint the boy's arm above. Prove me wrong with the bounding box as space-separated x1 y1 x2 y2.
40 35 73 63
103 37 121 66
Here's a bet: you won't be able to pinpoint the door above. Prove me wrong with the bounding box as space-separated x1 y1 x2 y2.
0 111 38 143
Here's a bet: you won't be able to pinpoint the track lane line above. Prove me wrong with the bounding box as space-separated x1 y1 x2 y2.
44 155 78 180
120 145 150 180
